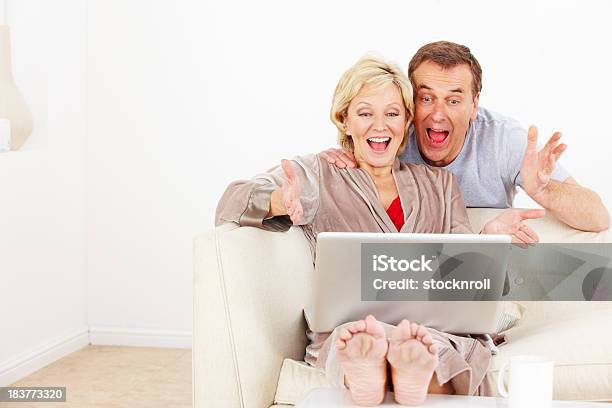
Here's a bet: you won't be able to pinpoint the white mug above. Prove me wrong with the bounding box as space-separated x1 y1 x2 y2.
497 355 553 408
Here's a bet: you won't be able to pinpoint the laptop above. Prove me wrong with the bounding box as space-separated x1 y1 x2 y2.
307 232 512 334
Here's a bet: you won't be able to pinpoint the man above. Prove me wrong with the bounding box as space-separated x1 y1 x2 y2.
323 41 609 233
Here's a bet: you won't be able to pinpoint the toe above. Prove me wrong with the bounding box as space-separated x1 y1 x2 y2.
420 334 433 346
392 320 411 341
339 328 353 340
415 324 428 339
428 343 438 355
349 320 367 333
365 315 386 338
410 322 420 338
337 338 346 350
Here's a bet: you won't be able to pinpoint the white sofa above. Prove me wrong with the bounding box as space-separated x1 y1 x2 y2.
193 208 612 408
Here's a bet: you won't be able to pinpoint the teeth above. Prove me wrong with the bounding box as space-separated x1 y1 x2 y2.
430 129 446 133
367 137 390 142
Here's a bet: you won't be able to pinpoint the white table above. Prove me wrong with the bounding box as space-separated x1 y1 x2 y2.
296 388 610 407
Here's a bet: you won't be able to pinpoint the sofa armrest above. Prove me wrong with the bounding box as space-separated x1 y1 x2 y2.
193 224 313 408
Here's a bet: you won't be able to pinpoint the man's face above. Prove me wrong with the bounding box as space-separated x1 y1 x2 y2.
412 61 479 167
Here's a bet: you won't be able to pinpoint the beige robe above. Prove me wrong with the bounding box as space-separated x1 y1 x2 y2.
216 154 493 396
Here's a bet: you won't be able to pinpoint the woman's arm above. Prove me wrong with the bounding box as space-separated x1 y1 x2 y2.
215 154 320 231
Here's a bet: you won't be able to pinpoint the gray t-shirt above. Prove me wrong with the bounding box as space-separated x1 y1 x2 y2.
399 106 570 208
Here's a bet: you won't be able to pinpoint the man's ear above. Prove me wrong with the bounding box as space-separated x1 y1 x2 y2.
470 92 480 122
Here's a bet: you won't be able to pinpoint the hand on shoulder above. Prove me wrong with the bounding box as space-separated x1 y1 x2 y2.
320 148 357 168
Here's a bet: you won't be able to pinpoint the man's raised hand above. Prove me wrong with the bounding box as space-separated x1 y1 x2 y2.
520 126 567 201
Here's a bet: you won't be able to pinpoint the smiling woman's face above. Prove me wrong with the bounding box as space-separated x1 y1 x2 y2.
344 83 407 169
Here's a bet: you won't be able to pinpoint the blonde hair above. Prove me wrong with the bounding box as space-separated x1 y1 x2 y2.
330 55 414 154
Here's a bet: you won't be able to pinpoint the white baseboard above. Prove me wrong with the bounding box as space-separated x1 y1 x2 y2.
0 327 89 387
88 326 192 349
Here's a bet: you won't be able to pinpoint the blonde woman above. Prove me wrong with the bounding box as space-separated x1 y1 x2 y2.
216 55 535 405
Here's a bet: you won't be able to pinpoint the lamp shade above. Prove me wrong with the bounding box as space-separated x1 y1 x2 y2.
0 25 33 150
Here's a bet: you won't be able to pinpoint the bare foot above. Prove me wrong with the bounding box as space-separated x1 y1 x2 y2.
387 320 438 406
336 315 388 406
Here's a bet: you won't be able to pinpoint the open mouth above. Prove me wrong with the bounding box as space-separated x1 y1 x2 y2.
367 136 391 152
426 128 449 145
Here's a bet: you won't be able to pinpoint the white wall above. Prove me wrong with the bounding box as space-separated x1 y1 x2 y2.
83 0 612 338
85 1 199 336
201 0 612 212
0 0 88 385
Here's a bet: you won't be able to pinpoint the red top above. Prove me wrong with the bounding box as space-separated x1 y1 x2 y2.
386 195 405 231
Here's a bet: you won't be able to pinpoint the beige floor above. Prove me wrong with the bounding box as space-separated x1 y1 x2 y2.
4 345 191 408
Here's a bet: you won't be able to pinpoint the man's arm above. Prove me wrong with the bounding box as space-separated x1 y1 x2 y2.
520 126 609 232
531 177 609 232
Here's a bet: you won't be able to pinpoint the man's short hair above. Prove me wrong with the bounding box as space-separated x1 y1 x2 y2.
408 41 482 98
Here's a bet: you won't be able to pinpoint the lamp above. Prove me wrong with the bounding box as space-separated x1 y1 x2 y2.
0 0 33 150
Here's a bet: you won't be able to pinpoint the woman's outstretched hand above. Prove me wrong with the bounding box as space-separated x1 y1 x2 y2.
280 159 303 224
269 159 303 224
481 209 545 246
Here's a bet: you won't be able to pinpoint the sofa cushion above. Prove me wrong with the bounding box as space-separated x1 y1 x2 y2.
496 301 525 333
274 359 329 406
514 301 612 331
